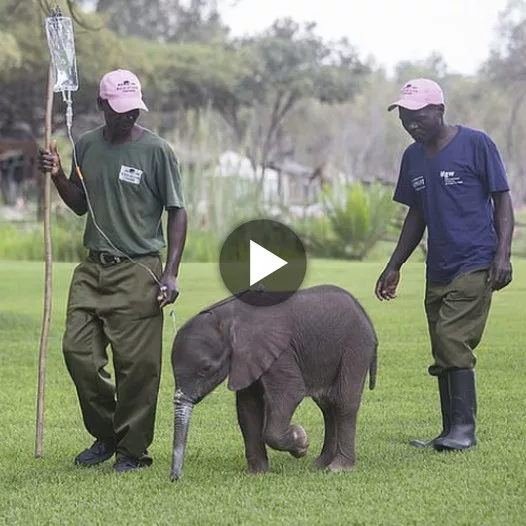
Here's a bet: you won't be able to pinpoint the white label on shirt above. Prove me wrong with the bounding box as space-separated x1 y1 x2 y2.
119 165 143 185
440 170 463 185
411 175 426 191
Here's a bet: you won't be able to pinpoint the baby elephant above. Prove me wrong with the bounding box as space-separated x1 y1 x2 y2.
170 284 378 481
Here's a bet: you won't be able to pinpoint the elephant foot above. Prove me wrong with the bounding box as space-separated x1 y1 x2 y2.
312 454 333 469
289 425 309 458
246 460 269 474
326 457 355 473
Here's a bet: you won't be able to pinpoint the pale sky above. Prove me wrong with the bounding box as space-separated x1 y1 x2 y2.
221 0 510 76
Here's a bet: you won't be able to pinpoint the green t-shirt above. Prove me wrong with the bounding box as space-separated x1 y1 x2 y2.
70 126 185 256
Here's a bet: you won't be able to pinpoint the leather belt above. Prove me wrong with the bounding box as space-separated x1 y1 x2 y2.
89 250 159 266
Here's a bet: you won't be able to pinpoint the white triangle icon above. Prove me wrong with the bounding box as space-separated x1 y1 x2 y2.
250 240 288 286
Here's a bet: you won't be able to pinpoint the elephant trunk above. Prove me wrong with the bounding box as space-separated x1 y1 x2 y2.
170 389 194 482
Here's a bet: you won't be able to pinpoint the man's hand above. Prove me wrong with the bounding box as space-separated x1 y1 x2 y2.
157 273 180 308
375 266 400 301
488 252 512 291
38 140 62 177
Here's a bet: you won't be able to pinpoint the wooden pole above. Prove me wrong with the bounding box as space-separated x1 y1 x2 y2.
35 62 54 459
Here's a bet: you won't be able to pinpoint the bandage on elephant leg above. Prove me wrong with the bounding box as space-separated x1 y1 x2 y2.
312 395 337 468
259 374 308 458
235 382 268 474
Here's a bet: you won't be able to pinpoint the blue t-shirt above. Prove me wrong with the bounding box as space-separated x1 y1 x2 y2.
393 125 510 284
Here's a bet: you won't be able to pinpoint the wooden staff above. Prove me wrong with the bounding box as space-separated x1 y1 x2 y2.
35 62 54 458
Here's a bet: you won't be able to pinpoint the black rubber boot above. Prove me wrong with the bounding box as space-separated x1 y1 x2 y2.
434 368 477 451
410 372 451 448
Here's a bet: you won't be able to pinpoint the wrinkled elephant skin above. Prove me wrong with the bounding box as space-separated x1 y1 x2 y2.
169 284 378 480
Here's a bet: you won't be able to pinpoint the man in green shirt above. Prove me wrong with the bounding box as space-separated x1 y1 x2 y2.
38 69 187 474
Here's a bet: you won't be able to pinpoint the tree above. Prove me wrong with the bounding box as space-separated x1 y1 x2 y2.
0 0 251 139
219 18 368 172
482 0 526 204
394 51 449 84
0 0 138 135
77 0 233 43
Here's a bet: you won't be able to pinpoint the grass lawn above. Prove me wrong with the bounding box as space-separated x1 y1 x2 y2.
0 256 525 525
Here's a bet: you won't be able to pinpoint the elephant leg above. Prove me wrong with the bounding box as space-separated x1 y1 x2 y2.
312 396 337 468
327 404 359 472
236 382 269 474
259 369 308 458
327 368 367 472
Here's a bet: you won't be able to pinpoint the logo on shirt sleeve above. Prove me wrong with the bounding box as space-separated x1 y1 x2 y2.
411 175 426 191
119 165 143 185
440 171 463 185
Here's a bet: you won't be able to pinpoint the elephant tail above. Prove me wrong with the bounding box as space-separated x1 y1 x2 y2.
369 344 378 390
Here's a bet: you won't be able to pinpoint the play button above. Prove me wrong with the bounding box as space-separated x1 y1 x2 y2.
250 240 287 285
219 219 308 307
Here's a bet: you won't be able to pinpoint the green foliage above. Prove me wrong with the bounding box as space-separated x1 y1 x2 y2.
0 214 225 263
393 51 449 84
295 181 400 260
0 209 220 263
141 40 252 117
177 161 271 263
0 29 21 71
484 0 526 83
236 18 365 104
0 212 87 262
512 209 526 257
0 0 369 185
180 228 219 263
220 18 368 164
77 0 230 43
0 177 401 264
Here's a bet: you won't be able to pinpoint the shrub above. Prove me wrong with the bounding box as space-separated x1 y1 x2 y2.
0 213 221 264
0 214 87 262
294 181 401 260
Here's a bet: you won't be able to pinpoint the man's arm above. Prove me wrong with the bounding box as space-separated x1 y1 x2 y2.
51 170 88 216
489 191 514 291
164 207 188 278
38 142 87 216
158 207 188 307
375 207 426 301
386 207 426 270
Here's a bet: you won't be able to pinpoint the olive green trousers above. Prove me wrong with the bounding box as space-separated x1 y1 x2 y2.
425 268 493 376
62 253 164 460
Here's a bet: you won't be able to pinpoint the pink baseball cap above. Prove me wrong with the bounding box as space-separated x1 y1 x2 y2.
99 69 148 113
387 78 444 112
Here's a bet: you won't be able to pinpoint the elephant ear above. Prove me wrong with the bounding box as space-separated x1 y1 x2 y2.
223 312 292 392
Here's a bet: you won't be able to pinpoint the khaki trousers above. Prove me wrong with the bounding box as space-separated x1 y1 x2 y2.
62 253 164 460
425 268 493 376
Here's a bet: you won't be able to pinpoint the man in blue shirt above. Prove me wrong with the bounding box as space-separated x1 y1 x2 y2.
376 78 514 452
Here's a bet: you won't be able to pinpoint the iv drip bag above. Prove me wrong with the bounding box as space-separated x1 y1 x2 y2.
45 15 79 92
